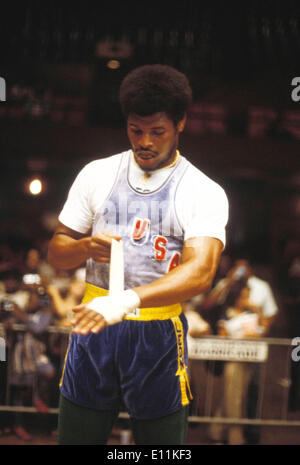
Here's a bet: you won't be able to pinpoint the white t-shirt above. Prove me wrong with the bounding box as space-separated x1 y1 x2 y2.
59 150 228 246
222 311 260 338
0 290 30 310
247 276 279 318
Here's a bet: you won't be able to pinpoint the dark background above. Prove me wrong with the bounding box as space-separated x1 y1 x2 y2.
0 1 300 335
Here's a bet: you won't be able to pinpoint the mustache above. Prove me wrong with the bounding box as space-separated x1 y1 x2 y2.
135 148 157 155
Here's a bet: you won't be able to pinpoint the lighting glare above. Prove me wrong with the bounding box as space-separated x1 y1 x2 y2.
107 59 120 69
29 178 43 195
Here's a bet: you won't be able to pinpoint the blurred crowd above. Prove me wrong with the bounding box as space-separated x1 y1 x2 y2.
0 238 299 443
183 255 280 445
181 244 300 445
183 255 279 339
0 244 86 440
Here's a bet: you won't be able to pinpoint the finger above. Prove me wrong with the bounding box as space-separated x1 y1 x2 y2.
90 246 111 262
90 243 111 256
86 312 125 333
93 256 110 263
91 319 108 334
76 317 107 335
92 233 114 247
73 312 104 333
75 316 104 335
102 230 122 241
92 232 122 246
72 308 99 326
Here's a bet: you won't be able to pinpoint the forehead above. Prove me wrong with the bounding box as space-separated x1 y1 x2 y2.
127 112 174 128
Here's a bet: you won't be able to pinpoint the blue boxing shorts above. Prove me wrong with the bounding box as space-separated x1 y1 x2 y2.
59 286 192 420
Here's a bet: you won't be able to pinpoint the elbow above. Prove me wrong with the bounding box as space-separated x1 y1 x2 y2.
189 266 215 296
47 237 87 271
198 276 214 296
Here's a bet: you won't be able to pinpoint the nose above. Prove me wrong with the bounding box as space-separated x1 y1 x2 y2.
139 132 153 149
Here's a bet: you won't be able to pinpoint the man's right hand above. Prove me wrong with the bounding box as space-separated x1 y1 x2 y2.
87 231 122 263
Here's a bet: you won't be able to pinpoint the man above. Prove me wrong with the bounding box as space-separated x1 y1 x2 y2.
201 258 278 444
48 64 228 445
201 259 278 334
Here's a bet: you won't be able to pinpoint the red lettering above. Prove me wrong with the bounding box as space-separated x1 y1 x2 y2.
168 252 181 272
154 236 168 261
132 218 150 240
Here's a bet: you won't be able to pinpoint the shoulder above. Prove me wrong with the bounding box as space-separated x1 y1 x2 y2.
59 152 127 232
248 276 275 298
176 158 228 217
77 152 124 179
68 152 126 197
175 157 228 244
179 158 228 202
248 276 268 289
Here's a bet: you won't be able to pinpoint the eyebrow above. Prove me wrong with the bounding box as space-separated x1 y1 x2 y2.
128 123 166 130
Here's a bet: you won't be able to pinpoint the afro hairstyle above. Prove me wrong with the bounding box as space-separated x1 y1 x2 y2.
119 64 192 125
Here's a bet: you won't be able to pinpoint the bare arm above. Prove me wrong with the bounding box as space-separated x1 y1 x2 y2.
72 236 224 334
46 285 70 318
134 236 223 308
47 222 121 270
200 280 229 310
200 265 242 310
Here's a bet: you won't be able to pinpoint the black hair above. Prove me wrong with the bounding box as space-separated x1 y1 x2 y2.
119 64 193 125
223 277 248 308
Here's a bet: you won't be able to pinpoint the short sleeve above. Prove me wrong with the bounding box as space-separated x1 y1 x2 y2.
261 286 279 318
58 161 98 234
176 165 229 247
248 277 279 318
58 155 122 234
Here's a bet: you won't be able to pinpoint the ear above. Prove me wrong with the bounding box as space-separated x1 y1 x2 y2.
177 114 187 133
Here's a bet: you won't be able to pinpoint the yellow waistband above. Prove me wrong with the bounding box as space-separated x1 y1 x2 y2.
82 282 182 321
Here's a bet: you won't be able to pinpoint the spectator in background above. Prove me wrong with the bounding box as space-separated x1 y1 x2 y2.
188 254 233 334
0 269 31 439
0 268 30 438
24 246 77 305
3 278 56 440
23 248 55 284
201 259 278 334
182 300 212 420
183 300 212 338
208 277 267 445
24 249 41 274
203 259 278 445
47 276 86 327
0 269 30 312
184 255 233 391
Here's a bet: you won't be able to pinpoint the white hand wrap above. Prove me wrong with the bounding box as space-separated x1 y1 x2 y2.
86 289 141 325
